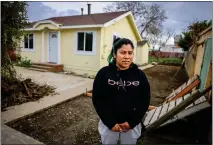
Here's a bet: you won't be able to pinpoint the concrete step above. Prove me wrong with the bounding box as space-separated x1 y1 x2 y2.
32 63 64 72
28 68 48 72
33 62 63 67
31 64 52 70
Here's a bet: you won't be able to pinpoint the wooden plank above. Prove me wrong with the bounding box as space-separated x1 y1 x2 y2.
159 103 169 118
183 93 191 100
194 99 201 105
191 75 196 83
192 75 198 82
187 77 192 86
175 97 183 106
166 91 175 100
83 92 92 97
160 118 178 127
184 93 194 109
168 100 175 111
143 108 156 126
167 82 187 100
191 90 197 94
191 76 199 90
176 101 211 119
165 76 200 103
194 95 206 105
167 79 200 102
186 103 194 109
199 96 207 103
149 106 162 125
181 82 187 91
148 105 156 110
172 89 176 95
175 86 182 94
146 90 201 132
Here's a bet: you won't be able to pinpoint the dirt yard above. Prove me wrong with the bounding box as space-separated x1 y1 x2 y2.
7 65 190 144
144 65 188 106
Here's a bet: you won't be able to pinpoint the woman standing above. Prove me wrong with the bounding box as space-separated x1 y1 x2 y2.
92 38 150 144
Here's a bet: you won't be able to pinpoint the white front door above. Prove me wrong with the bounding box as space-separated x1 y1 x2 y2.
49 32 58 63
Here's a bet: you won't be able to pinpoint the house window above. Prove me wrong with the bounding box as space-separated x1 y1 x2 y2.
77 32 93 52
24 33 34 49
51 34 57 38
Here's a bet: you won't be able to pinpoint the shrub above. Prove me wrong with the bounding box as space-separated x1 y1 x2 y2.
16 57 32 67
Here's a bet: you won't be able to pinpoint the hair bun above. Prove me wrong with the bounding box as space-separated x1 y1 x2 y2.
113 37 121 44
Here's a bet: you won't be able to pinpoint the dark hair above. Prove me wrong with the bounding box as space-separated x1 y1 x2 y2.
112 38 134 54
107 38 135 63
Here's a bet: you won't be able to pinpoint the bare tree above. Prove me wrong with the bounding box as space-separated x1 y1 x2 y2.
103 2 168 38
158 29 175 51
146 26 162 50
147 28 175 59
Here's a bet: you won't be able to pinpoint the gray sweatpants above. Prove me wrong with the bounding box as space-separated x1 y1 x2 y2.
98 120 141 144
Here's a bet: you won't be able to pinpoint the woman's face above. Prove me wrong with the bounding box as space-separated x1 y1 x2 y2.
114 44 134 70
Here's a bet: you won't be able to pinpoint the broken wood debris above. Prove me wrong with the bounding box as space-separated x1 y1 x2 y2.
2 77 58 111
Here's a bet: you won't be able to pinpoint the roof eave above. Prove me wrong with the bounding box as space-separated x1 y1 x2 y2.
102 11 142 41
61 24 104 29
24 24 104 31
128 12 142 41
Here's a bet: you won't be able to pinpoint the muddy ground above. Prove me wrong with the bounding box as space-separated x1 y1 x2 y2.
8 65 209 145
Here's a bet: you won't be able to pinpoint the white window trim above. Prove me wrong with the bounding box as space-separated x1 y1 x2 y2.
74 31 96 56
22 33 36 52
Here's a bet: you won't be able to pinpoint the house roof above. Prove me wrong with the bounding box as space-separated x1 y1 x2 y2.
26 11 129 28
25 11 142 41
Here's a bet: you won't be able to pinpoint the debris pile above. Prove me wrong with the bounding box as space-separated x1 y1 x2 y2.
2 77 58 111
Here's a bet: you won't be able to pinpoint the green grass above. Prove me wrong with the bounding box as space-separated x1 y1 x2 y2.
148 56 183 65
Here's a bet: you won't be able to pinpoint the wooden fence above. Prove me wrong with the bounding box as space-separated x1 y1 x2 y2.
149 51 184 58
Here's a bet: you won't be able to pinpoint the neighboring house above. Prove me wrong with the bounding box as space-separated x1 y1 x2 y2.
161 45 184 53
136 40 150 65
20 10 148 75
161 45 184 58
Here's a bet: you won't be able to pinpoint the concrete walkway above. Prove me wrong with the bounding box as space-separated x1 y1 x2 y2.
2 124 44 144
139 64 154 70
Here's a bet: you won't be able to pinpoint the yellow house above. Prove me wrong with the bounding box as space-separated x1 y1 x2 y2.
21 11 149 76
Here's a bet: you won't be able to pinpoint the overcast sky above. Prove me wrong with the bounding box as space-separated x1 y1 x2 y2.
27 1 212 45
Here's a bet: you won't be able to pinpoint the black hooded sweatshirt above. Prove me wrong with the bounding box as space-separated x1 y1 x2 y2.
92 63 150 130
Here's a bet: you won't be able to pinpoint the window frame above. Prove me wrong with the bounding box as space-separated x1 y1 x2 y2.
23 33 36 52
75 31 96 56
